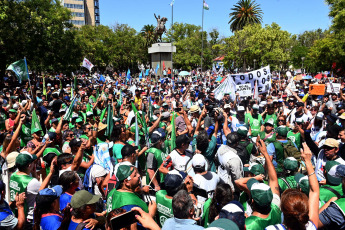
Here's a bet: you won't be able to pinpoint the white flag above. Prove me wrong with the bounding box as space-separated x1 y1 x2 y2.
253 80 259 99
82 58 94 72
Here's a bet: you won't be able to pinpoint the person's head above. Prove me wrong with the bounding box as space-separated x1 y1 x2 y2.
8 109 17 119
57 153 74 170
196 130 209 153
116 165 141 191
70 190 101 220
332 93 338 101
280 189 309 230
288 98 295 108
58 171 79 194
150 129 166 149
191 154 207 174
324 160 342 185
0 181 6 203
175 134 192 152
277 115 286 126
113 124 128 142
3 133 20 152
208 184 233 223
252 104 259 114
339 128 345 143
294 173 310 195
226 132 240 149
244 163 265 177
283 157 299 176
310 106 318 116
69 138 82 153
33 185 63 230
164 170 186 197
237 126 248 140
63 129 75 142
322 138 339 160
264 119 274 133
172 190 195 219
217 201 245 230
247 178 273 214
121 144 138 164
295 102 304 113
276 126 289 139
267 103 274 115
15 152 37 172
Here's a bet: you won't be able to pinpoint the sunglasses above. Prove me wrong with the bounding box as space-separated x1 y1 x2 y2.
278 120 285 122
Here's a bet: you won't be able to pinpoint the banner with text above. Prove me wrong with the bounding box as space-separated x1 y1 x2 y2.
230 66 271 94
236 83 252 97
326 83 341 94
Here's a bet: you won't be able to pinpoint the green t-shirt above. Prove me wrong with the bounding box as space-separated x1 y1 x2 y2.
287 131 302 150
246 113 263 137
264 113 278 128
320 184 344 206
278 175 298 193
112 143 124 164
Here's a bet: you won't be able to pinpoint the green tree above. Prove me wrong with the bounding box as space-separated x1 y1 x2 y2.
228 0 263 32
140 24 155 48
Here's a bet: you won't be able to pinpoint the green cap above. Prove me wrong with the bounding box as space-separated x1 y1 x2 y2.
16 152 37 168
208 218 239 230
276 126 289 137
116 165 135 182
237 126 248 137
130 125 143 136
325 161 342 185
76 118 83 123
9 109 17 113
70 190 101 209
283 157 299 172
153 105 161 109
244 163 265 176
294 173 309 195
247 178 273 207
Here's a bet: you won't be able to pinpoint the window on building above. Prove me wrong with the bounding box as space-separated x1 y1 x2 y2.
64 3 84 9
71 12 85 17
69 20 85 25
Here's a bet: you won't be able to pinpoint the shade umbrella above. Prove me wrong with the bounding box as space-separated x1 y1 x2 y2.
178 71 190 76
314 73 323 79
302 75 313 80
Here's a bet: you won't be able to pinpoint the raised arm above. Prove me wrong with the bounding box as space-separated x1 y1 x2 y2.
194 107 206 136
71 140 87 171
222 112 231 137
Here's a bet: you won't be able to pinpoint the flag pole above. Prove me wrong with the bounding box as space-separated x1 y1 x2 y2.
201 0 204 75
24 57 33 98
171 2 174 82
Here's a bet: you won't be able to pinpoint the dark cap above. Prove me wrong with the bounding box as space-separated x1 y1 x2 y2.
121 144 138 158
326 114 338 124
296 102 304 107
226 133 240 146
48 132 57 141
164 170 186 189
16 152 37 168
69 138 82 148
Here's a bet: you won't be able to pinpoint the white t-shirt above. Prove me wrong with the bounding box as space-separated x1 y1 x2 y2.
193 171 220 203
169 150 193 172
26 178 41 220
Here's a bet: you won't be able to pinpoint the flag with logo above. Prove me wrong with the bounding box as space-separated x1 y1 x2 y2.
31 109 43 135
64 96 77 121
155 63 160 75
203 1 209 10
6 59 29 83
82 58 94 72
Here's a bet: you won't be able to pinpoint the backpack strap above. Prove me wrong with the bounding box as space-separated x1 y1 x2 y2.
281 178 291 189
75 222 88 230
323 186 342 199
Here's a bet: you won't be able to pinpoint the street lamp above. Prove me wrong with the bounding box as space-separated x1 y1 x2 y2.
301 57 305 73
253 59 256 70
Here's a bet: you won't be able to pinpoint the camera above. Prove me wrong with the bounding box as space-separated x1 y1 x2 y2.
206 103 216 117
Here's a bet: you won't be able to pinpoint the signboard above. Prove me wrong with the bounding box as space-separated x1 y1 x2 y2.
236 83 252 97
309 84 326 95
230 66 271 94
326 83 341 94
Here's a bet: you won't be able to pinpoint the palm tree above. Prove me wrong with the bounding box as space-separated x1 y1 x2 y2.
228 0 263 32
140 24 155 47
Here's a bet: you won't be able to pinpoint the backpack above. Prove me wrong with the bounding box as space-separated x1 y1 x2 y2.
83 164 94 194
236 141 250 165
283 140 301 161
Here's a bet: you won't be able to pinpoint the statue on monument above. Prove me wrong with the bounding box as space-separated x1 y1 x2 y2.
154 13 168 42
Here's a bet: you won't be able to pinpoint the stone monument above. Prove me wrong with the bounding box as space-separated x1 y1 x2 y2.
149 14 176 77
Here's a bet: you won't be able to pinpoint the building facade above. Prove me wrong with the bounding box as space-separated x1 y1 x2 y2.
62 0 100 27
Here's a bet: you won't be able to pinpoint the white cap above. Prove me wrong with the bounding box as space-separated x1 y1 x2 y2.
13 104 18 109
66 84 70 87
237 106 245 112
192 154 206 168
224 104 231 109
253 104 259 110
21 100 27 106
86 111 93 116
59 108 66 113
316 112 324 120
47 83 51 86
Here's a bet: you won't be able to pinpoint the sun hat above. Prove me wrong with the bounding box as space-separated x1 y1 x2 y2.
98 122 107 131
190 105 200 113
323 138 339 148
6 151 20 169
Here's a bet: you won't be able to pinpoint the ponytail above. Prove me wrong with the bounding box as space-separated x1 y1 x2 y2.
58 204 72 230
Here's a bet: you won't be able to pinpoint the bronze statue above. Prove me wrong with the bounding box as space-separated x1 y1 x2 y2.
154 13 168 42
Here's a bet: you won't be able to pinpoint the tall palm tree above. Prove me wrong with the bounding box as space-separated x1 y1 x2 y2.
228 0 263 32
140 24 155 47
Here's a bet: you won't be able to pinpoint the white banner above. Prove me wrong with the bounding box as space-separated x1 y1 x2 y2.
236 83 252 97
230 66 271 94
327 83 340 94
82 57 94 72
213 76 235 101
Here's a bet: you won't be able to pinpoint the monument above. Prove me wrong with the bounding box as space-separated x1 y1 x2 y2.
148 14 176 77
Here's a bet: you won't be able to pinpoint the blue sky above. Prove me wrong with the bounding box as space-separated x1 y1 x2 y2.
99 0 331 38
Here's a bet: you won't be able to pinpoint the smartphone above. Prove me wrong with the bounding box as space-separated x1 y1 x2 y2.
174 107 181 112
110 210 139 230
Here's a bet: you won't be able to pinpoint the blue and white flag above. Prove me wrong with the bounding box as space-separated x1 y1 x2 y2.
126 69 131 80
155 64 160 75
99 74 105 82
139 71 143 80
145 69 149 76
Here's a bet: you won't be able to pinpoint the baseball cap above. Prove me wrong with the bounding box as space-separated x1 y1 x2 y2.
59 108 66 113
276 126 289 137
130 125 144 136
9 109 17 113
294 173 310 195
161 112 171 119
264 118 275 126
224 104 231 109
151 129 165 144
51 118 58 123
69 138 82 148
295 117 304 124
323 138 339 148
121 144 138 158
207 219 239 230
16 152 37 168
48 132 57 141
36 185 63 207
7 151 20 169
237 126 248 137
192 154 206 168
86 111 93 117
116 165 135 183
218 201 245 230
316 112 325 120
244 163 265 176
252 104 259 110
325 161 342 185
162 103 169 107
70 190 101 209
237 106 245 112
283 157 299 172
247 178 273 207
76 118 83 123
164 169 186 190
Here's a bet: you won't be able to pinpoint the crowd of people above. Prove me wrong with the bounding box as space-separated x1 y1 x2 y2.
0 71 345 230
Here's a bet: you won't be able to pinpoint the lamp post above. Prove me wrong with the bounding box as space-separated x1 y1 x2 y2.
253 59 256 70
301 57 305 73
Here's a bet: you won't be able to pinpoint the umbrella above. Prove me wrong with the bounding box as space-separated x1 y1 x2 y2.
314 73 324 79
178 71 190 76
302 75 312 80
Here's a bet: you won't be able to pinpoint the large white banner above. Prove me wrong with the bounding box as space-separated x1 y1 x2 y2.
230 66 271 94
213 76 235 101
82 57 94 72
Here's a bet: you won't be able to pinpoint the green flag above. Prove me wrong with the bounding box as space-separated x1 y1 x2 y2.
119 90 123 106
131 103 143 126
31 108 43 135
43 76 47 96
86 103 92 112
64 96 76 121
148 99 153 122
203 0 209 10
6 59 29 83
170 112 176 150
105 105 114 138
